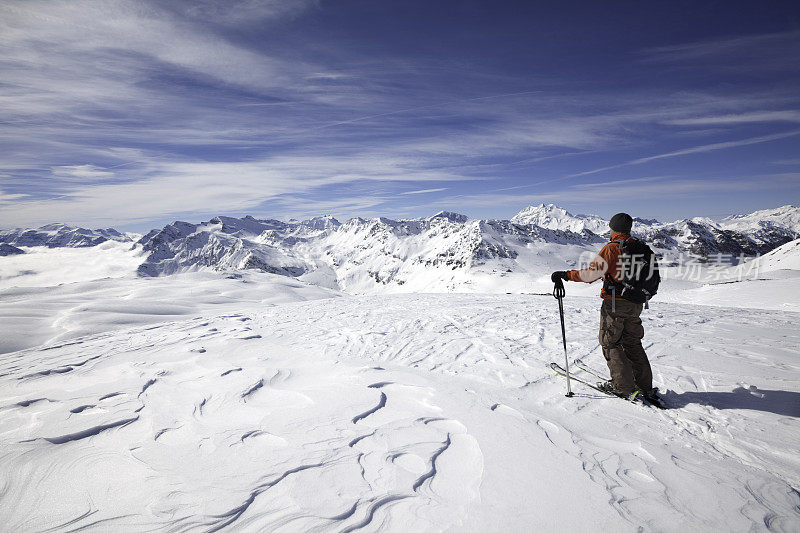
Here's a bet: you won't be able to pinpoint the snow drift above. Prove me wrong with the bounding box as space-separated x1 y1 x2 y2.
1 204 799 531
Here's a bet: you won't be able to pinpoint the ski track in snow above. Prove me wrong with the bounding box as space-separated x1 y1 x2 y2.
0 293 799 531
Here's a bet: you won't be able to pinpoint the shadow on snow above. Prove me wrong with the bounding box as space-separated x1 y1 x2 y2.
664 387 800 417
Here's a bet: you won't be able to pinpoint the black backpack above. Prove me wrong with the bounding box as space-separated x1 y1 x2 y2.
603 238 660 307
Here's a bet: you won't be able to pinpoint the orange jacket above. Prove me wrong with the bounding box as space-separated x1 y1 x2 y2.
567 232 630 300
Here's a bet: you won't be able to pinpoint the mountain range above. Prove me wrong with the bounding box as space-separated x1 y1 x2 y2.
0 223 130 252
2 204 799 291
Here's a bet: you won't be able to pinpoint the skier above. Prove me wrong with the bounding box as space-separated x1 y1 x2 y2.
551 213 659 403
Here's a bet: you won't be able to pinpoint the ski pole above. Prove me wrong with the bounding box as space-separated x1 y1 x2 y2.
553 279 574 397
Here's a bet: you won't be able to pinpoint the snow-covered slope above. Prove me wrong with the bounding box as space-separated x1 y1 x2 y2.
0 270 338 354
0 223 134 248
1 286 798 531
0 240 146 291
2 205 799 531
719 205 800 234
746 238 800 273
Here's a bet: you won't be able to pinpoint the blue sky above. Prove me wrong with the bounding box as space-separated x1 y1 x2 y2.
0 0 799 231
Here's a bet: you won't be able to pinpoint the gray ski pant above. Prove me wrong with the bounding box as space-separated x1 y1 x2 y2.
599 299 653 394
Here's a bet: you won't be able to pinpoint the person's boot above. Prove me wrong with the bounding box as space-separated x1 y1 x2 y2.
642 387 665 408
597 381 641 401
643 387 660 402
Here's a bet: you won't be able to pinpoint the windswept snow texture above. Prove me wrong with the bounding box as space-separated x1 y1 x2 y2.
0 271 339 354
0 288 799 531
1 205 800 531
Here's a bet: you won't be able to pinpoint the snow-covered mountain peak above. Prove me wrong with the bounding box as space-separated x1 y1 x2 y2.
632 216 659 227
0 243 25 256
689 216 719 227
6 205 800 293
0 224 133 248
204 215 286 237
511 203 608 234
429 211 469 224
303 215 341 231
512 203 569 220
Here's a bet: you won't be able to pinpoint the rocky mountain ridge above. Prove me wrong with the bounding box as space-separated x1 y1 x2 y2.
3 205 798 292
0 223 133 249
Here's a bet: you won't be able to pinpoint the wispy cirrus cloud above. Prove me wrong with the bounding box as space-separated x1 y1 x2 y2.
0 191 28 205
171 0 315 26
569 130 800 178
639 30 800 71
1 3 798 228
0 154 473 227
50 165 117 182
401 188 448 195
433 173 800 212
0 0 318 96
663 110 800 126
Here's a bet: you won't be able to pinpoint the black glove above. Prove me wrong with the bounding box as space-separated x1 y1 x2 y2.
551 271 569 283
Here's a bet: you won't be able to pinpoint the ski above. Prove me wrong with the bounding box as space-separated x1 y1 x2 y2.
568 361 667 409
572 360 607 381
549 362 663 408
549 362 632 399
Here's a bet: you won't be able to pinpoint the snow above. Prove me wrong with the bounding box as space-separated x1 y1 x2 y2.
133 214 609 292
0 270 338 355
6 204 796 296
130 205 800 292
0 241 144 290
659 274 800 312
719 205 800 234
655 239 800 312
0 223 133 248
748 238 800 272
1 285 798 531
511 203 609 234
1 206 800 531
